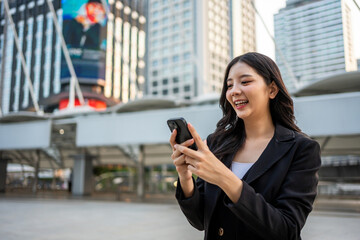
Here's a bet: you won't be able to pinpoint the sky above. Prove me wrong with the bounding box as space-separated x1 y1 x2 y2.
255 0 360 61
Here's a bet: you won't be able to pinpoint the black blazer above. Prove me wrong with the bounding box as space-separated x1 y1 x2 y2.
176 124 321 240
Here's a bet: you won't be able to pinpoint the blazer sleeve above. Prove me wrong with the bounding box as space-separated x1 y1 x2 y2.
175 134 214 231
223 138 321 240
175 176 205 230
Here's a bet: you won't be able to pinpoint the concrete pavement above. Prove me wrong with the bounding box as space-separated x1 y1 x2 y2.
1 196 360 240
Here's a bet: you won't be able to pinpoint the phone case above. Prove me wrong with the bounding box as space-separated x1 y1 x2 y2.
167 117 197 150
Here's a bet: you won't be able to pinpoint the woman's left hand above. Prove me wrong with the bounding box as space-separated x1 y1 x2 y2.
174 123 230 187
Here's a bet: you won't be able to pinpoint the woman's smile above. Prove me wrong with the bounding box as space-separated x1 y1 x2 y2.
233 99 249 109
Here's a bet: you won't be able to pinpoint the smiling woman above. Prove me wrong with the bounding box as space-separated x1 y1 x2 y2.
169 52 321 240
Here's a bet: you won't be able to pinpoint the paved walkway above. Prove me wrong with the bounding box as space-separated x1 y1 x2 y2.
1 196 360 240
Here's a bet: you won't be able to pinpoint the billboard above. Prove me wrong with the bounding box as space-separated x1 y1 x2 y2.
61 0 108 85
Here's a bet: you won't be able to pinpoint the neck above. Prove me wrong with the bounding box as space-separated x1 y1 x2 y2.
243 113 275 140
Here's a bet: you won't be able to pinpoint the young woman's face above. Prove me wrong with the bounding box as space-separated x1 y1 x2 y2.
225 61 277 122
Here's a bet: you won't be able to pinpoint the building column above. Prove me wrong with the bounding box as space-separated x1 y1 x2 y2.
72 152 93 196
0 152 8 193
137 145 145 200
32 150 40 194
161 164 168 192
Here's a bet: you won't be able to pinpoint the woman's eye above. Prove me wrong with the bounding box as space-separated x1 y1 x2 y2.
227 84 233 88
242 81 251 85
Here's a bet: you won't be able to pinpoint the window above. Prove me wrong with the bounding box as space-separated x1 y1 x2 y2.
172 24 179 31
173 77 179 83
183 20 191 28
172 55 179 62
173 87 179 93
152 30 158 36
152 91 158 95
162 17 169 24
153 11 159 18
162 8 169 15
184 74 191 82
152 60 159 67
153 21 159 27
162 57 168 65
152 39 160 47
184 0 190 8
162 78 168 84
152 1 159 8
162 89 168 95
152 81 158 87
162 37 169 45
152 70 158 76
162 27 169 34
173 44 180 52
184 85 191 92
184 52 190 60
183 11 190 18
172 34 179 42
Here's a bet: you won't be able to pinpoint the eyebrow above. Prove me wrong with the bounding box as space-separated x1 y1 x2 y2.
227 74 253 82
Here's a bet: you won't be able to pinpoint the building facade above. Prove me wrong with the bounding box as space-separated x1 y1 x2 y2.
231 0 256 57
146 0 256 100
0 0 146 114
274 0 357 93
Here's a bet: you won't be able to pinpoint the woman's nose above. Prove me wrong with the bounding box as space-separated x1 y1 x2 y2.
230 85 241 96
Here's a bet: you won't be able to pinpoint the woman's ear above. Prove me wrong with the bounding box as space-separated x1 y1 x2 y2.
269 81 279 99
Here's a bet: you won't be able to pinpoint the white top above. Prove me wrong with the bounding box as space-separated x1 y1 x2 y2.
231 162 254 179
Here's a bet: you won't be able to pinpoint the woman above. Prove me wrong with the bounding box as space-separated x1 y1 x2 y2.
169 52 321 240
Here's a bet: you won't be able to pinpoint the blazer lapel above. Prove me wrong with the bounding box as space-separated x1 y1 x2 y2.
243 124 296 185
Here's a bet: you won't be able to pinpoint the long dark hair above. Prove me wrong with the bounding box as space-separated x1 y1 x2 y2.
211 52 301 160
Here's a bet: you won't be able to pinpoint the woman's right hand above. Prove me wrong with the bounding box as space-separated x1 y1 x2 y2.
170 129 194 181
170 129 195 197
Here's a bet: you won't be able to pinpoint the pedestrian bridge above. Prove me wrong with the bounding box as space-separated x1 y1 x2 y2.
1 72 360 195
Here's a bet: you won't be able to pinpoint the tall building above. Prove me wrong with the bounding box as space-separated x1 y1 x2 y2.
0 0 146 114
231 0 256 57
146 0 256 100
274 0 357 93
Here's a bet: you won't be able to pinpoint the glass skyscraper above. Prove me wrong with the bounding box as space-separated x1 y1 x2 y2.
274 0 357 93
146 0 256 100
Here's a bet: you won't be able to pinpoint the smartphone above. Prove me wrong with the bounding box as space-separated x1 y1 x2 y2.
167 117 197 150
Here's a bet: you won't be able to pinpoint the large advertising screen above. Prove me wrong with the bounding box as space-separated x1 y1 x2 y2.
61 0 108 85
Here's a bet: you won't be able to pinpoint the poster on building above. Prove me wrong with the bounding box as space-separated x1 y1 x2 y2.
61 0 108 85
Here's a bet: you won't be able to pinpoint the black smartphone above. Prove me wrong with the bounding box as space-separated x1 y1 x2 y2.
167 117 197 150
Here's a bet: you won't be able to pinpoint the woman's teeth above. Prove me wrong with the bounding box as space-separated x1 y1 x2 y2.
234 100 248 106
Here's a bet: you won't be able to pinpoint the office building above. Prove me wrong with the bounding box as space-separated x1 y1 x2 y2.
274 0 357 92
231 0 256 57
0 0 146 114
146 0 256 100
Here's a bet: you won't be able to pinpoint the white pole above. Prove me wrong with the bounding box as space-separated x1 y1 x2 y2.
46 0 85 108
250 1 300 90
3 0 41 114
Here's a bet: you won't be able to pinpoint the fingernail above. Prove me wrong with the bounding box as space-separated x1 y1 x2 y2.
174 144 178 149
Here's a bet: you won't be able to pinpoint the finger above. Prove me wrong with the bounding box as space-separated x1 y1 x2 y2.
169 129 177 149
173 154 186 166
172 138 195 162
171 149 182 160
187 164 198 175
181 138 194 147
174 143 199 159
184 155 197 167
187 123 207 150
